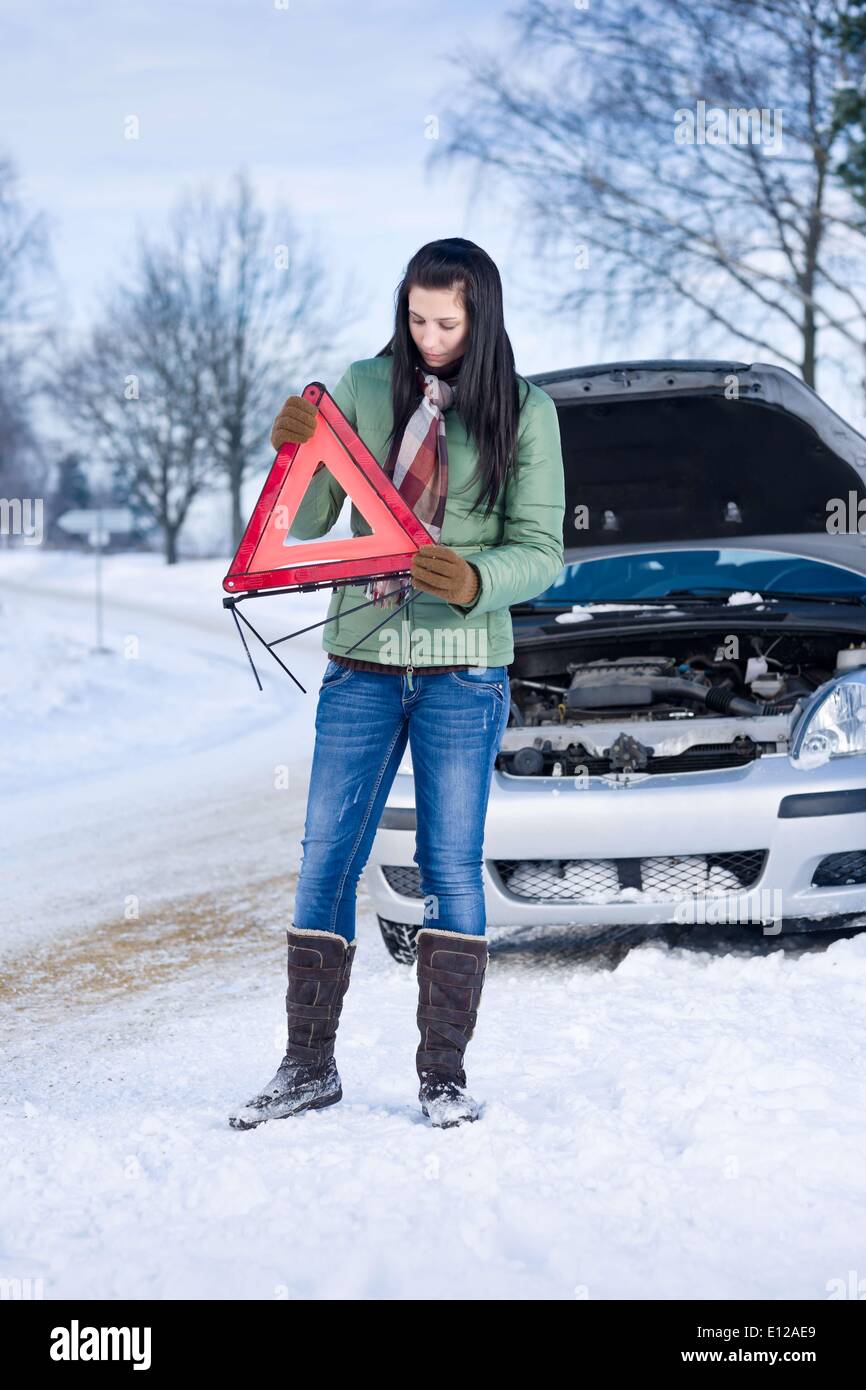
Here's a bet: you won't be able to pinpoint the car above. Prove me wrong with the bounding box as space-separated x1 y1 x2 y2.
365 359 866 963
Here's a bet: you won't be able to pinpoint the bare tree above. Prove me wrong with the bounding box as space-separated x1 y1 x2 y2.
51 170 364 559
0 153 55 505
53 217 218 564
429 0 866 390
0 361 41 513
175 169 364 548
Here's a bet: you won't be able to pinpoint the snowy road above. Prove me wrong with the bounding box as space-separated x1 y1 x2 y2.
3 553 866 1300
1 553 323 956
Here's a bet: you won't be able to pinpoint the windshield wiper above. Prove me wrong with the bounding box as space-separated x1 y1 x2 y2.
514 589 866 614
512 596 694 613
511 602 573 614
667 586 866 606
512 595 745 615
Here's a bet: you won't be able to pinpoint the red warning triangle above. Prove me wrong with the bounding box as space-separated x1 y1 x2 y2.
223 381 434 595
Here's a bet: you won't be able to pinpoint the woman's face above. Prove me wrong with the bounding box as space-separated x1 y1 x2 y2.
407 284 470 370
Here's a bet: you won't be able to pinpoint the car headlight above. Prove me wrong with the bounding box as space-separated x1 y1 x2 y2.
789 671 866 769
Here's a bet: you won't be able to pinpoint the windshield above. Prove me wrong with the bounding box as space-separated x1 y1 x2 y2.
531 548 866 605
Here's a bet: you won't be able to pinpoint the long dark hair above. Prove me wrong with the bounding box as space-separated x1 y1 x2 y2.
376 237 528 521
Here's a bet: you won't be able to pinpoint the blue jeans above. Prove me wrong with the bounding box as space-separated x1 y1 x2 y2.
293 660 511 943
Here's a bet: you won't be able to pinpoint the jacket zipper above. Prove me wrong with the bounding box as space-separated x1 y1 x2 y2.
346 541 496 687
404 542 497 688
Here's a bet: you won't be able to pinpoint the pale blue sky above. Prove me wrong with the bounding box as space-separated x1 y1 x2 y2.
3 0 615 376
2 0 860 424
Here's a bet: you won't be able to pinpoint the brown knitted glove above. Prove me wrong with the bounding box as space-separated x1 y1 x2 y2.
270 395 319 450
410 543 480 606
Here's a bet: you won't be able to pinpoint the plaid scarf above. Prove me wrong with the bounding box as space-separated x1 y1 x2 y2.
364 361 459 609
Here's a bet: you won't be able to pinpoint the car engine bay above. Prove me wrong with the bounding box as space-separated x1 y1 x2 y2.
499 625 866 776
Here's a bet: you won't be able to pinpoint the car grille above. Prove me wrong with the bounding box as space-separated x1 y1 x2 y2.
812 850 866 887
381 852 767 903
381 865 426 898
493 851 767 903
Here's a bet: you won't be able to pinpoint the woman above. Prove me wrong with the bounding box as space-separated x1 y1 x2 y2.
228 237 565 1132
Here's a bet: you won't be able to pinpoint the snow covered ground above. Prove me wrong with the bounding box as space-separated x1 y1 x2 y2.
1 549 325 954
3 549 866 1300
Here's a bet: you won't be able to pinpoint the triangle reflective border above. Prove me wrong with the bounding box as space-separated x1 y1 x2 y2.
223 380 434 595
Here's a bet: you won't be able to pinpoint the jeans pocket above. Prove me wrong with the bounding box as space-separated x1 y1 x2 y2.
449 665 508 698
321 658 354 688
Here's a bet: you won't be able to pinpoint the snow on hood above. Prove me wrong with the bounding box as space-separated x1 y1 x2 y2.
552 593 764 623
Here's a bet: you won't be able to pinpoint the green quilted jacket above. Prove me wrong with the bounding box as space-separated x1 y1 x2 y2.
288 354 565 669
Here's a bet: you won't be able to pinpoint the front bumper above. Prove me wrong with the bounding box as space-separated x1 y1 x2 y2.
365 755 866 932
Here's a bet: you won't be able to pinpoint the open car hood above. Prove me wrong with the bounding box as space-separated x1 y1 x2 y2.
527 359 866 579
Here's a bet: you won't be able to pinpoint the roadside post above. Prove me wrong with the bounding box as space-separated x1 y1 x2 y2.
56 506 136 652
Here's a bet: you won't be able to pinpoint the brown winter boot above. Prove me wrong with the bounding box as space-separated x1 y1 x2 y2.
228 926 356 1130
415 927 489 1128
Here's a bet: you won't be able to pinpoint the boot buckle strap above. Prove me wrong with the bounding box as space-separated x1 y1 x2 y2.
286 1000 339 1021
287 962 344 981
417 1016 475 1050
417 1047 464 1071
418 1002 477 1027
285 1040 333 1064
417 962 484 989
